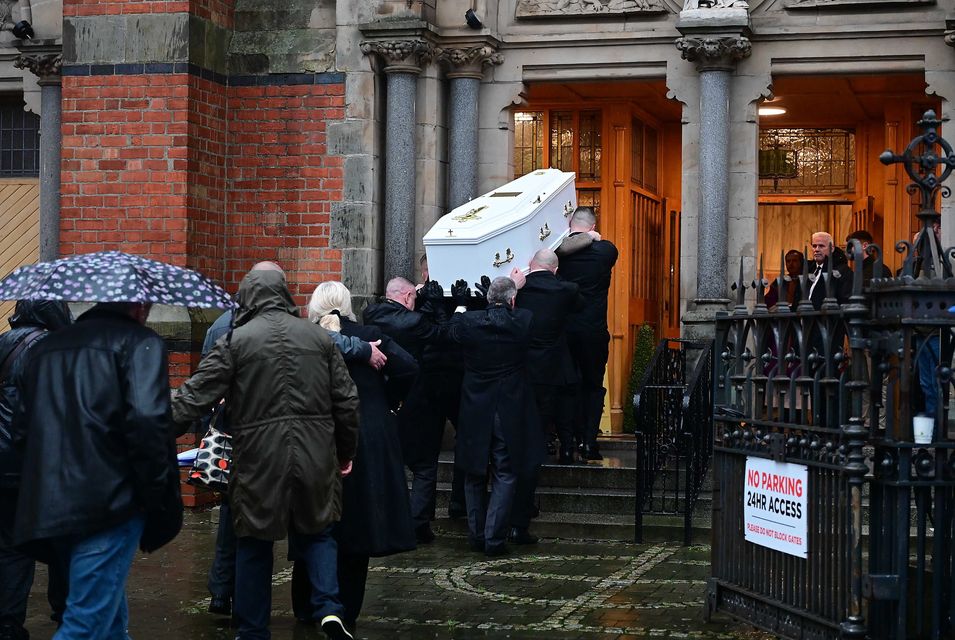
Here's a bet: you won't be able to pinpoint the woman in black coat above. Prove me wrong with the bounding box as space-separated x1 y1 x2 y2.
292 281 419 630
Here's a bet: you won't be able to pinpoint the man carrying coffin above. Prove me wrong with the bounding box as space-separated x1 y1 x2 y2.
508 249 582 544
363 277 455 544
557 207 618 461
448 277 540 556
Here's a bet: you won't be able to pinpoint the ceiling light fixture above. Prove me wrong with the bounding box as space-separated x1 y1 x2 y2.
759 106 787 116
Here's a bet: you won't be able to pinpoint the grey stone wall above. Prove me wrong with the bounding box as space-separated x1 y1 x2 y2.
231 0 336 74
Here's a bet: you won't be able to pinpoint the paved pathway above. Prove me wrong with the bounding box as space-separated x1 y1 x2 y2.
25 510 769 639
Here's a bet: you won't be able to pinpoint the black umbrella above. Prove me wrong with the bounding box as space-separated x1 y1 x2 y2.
0 251 233 308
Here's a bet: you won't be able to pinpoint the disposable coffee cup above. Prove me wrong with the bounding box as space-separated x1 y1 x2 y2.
912 415 934 445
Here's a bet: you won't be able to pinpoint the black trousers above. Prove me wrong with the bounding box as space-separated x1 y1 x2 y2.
567 330 610 448
533 383 576 453
0 489 68 631
404 370 466 526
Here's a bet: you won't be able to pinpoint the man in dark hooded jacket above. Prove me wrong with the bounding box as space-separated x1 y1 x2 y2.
172 266 361 640
0 300 72 640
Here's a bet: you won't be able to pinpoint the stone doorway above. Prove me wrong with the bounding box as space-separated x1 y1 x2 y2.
757 73 938 277
513 79 681 432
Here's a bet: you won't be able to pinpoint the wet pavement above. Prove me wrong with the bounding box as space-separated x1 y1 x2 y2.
24 510 769 639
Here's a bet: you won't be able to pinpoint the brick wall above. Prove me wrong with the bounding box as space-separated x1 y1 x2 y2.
187 76 229 282
60 74 190 263
224 82 345 304
61 5 348 296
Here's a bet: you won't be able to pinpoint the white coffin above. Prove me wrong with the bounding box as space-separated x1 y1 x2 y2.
423 169 576 294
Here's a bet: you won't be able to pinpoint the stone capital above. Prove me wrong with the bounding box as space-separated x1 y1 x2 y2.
360 39 436 75
14 52 62 83
437 45 503 80
946 16 955 48
675 35 751 71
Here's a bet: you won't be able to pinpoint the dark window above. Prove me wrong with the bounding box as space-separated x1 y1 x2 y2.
0 99 39 177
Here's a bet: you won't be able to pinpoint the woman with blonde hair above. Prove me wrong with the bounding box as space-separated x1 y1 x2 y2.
293 281 419 633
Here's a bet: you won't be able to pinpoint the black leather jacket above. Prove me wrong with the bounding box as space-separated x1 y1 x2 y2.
0 300 72 489
11 307 181 550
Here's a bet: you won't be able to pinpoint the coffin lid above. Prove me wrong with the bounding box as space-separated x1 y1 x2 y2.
423 169 576 245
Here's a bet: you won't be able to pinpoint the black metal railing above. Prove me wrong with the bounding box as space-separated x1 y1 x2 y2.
707 110 955 640
633 338 713 545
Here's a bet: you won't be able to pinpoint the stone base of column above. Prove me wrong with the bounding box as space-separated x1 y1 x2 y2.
681 299 731 343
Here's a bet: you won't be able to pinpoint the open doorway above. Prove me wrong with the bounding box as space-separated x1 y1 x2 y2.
757 73 937 277
514 79 681 431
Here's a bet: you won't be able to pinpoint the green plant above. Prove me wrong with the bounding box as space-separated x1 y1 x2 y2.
623 323 657 434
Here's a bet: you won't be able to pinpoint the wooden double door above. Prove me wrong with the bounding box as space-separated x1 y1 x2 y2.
514 102 681 430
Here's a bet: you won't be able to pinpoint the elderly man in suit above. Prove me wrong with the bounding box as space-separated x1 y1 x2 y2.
449 276 540 557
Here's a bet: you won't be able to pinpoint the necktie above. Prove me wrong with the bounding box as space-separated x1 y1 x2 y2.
808 264 822 301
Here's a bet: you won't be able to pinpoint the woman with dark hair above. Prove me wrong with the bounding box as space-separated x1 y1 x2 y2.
291 281 419 634
765 249 805 310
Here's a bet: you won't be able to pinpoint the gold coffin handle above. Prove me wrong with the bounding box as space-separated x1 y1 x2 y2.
493 248 514 268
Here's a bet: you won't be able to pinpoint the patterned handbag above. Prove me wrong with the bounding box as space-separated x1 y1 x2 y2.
187 405 231 492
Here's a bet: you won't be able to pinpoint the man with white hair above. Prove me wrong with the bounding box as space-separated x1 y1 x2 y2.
808 231 851 309
448 277 537 556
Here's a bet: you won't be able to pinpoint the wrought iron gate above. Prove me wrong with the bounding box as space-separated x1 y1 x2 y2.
633 339 713 545
707 110 955 639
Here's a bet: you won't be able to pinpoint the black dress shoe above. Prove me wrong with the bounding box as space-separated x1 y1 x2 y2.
485 543 508 557
558 450 574 465
581 446 603 461
508 527 539 545
468 537 486 552
208 595 232 616
415 523 436 544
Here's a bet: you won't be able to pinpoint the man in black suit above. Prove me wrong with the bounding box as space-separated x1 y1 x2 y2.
807 231 852 309
363 276 454 544
518 248 583 465
845 230 891 288
507 249 582 544
449 277 540 556
558 207 618 461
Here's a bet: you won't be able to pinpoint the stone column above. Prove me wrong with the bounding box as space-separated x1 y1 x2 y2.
439 44 503 210
360 40 434 283
15 47 62 262
675 9 751 341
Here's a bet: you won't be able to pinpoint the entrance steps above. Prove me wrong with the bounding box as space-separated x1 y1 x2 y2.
427 435 713 543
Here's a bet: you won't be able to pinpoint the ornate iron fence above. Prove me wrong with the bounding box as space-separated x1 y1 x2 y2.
633 338 713 544
707 110 955 640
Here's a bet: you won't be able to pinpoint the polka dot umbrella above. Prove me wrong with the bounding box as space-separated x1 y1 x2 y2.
0 251 234 309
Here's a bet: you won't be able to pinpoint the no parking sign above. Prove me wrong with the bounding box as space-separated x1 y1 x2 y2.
743 457 809 559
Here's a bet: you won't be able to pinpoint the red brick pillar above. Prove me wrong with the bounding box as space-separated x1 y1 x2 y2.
61 1 349 504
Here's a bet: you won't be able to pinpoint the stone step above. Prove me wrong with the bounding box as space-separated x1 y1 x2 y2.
433 481 713 518
431 512 712 544
437 458 714 494
437 458 637 491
